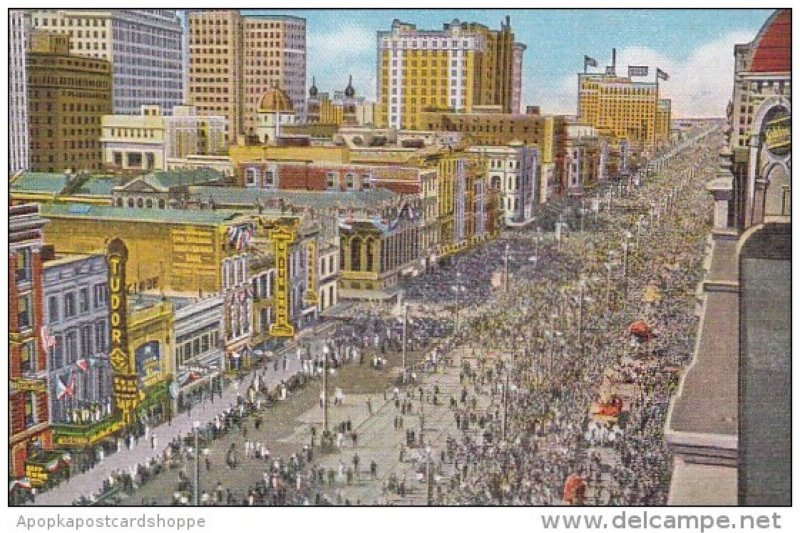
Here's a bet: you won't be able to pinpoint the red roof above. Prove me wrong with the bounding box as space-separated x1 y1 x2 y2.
751 9 791 73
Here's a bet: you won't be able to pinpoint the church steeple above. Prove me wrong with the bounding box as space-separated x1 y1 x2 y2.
344 74 355 98
309 76 318 98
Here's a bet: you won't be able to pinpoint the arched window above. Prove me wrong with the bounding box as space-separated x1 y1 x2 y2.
136 197 144 208
350 237 362 271
127 197 134 208
115 197 123 207
158 199 166 209
145 199 153 208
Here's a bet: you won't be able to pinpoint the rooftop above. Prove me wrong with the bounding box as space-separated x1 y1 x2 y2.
189 186 398 210
126 168 226 192
40 203 246 226
10 172 71 195
750 9 790 73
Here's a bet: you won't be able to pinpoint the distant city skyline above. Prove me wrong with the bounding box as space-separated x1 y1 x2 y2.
228 8 772 118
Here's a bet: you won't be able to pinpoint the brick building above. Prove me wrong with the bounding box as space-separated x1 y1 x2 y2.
9 204 52 481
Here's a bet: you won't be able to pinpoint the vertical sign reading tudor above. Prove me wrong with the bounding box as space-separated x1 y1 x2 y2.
268 221 297 338
106 237 140 424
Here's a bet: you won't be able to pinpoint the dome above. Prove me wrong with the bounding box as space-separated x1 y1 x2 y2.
750 9 790 73
259 87 294 113
309 76 318 98
344 74 355 98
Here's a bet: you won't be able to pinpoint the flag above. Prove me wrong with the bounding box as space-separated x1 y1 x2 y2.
56 375 75 400
76 359 89 372
583 55 597 69
657 68 669 81
40 325 56 354
45 457 60 472
628 65 649 77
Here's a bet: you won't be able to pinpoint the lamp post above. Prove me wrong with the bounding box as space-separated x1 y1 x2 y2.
578 274 585 355
193 420 200 506
322 343 330 434
426 445 433 506
504 242 510 292
502 367 510 441
402 303 408 381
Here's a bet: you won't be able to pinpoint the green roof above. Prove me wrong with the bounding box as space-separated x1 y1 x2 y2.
143 168 225 190
10 172 71 194
189 186 397 210
73 176 123 196
40 203 246 226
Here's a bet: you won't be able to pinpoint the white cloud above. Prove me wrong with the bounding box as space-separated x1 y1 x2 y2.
536 31 754 118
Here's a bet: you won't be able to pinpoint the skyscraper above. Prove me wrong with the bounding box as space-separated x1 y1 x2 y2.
27 31 113 173
9 10 30 175
376 17 521 130
187 10 307 144
28 9 183 115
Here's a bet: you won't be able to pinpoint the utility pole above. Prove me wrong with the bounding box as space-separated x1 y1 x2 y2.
426 446 433 506
578 275 585 355
504 243 510 292
402 303 408 381
322 344 329 434
193 421 200 506
622 240 629 301
502 369 509 441
454 270 461 332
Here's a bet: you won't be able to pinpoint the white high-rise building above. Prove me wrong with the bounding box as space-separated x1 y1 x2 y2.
9 10 30 174
29 9 184 115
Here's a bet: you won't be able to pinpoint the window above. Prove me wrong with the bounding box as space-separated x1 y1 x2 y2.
95 320 107 353
15 249 32 284
64 293 76 318
18 295 32 330
65 330 78 364
93 283 108 308
48 296 59 324
264 171 274 186
245 168 258 186
24 393 38 427
21 341 36 374
79 288 90 312
81 325 93 356
345 173 355 190
326 172 338 190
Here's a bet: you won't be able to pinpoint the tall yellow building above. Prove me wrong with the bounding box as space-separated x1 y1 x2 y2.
578 72 670 150
377 17 522 129
187 10 306 145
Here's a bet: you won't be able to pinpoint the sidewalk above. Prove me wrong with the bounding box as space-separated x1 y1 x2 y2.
32 331 330 506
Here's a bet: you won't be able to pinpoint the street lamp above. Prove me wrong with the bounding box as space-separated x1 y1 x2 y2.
425 445 433 506
322 343 330 434
193 420 200 506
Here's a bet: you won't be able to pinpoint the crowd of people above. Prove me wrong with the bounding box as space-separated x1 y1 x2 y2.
416 128 721 505
70 125 719 507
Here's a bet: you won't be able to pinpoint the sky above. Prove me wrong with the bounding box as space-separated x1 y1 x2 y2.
236 8 773 118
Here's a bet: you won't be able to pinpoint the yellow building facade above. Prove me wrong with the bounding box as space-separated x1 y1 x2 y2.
578 73 669 150
377 18 518 130
38 204 249 294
